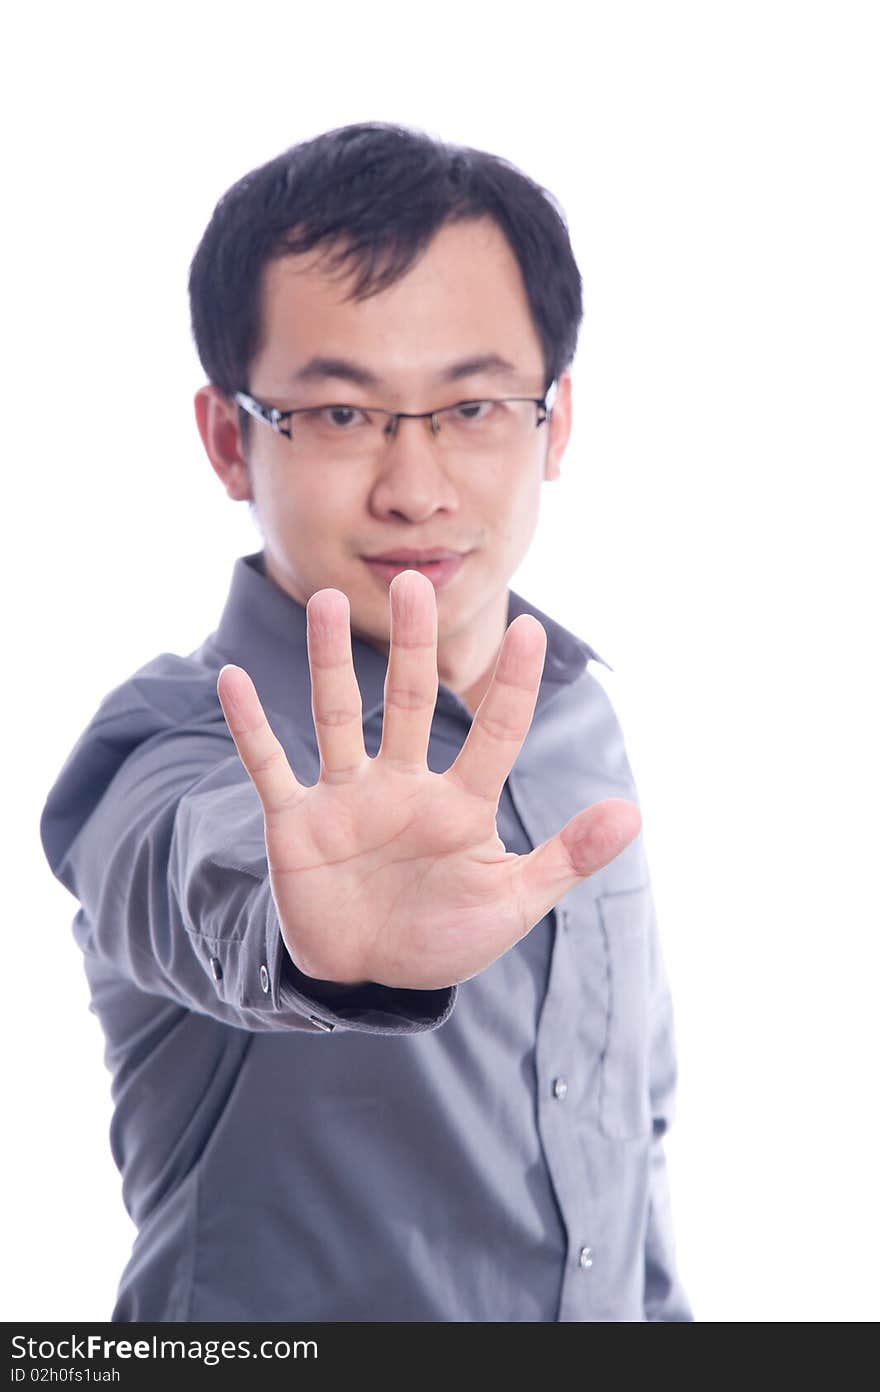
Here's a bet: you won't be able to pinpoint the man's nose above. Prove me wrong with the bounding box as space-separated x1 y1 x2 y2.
369 415 459 516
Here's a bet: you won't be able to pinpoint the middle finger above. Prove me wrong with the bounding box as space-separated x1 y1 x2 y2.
378 569 440 772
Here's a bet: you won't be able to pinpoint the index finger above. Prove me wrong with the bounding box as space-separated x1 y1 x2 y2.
217 664 305 817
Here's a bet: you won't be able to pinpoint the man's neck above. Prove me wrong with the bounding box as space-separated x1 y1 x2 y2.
436 585 509 717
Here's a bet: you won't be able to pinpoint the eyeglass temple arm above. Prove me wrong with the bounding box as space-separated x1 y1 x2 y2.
234 391 279 426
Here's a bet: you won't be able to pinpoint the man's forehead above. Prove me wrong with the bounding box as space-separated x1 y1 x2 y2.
255 218 543 386
263 218 525 308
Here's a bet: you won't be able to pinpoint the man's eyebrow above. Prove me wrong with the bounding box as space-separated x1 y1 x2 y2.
290 353 519 390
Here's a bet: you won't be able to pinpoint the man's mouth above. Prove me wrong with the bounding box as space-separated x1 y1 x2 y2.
361 553 469 588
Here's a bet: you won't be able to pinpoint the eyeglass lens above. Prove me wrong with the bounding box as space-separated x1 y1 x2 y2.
286 399 541 457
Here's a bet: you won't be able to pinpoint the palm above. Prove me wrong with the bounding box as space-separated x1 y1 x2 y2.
218 571 642 991
267 761 523 989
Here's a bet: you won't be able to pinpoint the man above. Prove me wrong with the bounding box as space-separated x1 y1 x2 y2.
40 121 691 1322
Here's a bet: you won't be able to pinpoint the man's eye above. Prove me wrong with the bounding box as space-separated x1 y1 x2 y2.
453 400 494 422
319 406 368 429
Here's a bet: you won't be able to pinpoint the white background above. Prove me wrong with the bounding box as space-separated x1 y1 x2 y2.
4 0 878 1322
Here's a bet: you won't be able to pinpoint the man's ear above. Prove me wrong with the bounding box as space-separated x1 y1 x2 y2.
193 384 253 502
543 371 572 482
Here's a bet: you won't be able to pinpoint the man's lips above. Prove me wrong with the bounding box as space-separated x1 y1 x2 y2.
363 549 466 563
361 553 470 588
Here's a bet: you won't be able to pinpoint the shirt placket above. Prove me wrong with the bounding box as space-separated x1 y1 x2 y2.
507 772 603 1322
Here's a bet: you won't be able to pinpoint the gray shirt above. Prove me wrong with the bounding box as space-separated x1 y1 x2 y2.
39 550 691 1322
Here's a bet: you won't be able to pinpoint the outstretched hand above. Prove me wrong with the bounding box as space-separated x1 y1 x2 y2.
217 569 641 990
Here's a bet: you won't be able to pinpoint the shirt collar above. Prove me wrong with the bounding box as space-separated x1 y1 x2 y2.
210 550 611 728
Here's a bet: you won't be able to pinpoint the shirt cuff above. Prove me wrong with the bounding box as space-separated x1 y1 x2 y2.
250 881 458 1034
278 950 458 1034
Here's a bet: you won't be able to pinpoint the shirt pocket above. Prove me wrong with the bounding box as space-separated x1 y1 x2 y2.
596 886 652 1141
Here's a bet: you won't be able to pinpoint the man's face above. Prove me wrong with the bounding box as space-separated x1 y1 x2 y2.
197 215 571 675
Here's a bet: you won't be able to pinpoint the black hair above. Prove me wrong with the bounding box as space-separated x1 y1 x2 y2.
188 120 583 452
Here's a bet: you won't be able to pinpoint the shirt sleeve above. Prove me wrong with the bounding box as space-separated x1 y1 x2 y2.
643 902 693 1320
40 696 457 1037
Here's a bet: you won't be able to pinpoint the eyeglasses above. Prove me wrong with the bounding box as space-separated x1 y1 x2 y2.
232 381 558 460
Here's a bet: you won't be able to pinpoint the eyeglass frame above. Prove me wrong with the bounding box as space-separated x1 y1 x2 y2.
232 379 559 443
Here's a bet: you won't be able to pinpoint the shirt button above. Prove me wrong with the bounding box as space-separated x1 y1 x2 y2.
552 1077 568 1100
579 1246 593 1270
309 1015 336 1033
209 956 223 982
259 964 270 994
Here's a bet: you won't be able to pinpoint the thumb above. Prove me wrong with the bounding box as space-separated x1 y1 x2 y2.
514 798 643 927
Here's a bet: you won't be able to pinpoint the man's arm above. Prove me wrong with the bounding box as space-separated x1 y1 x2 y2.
40 682 456 1036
